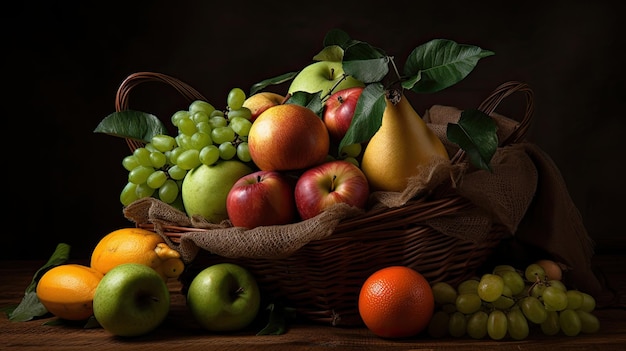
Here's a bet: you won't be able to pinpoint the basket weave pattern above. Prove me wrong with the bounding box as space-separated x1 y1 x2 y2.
116 72 534 326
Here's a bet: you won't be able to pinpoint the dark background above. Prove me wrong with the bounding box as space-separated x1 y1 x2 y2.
3 1 623 260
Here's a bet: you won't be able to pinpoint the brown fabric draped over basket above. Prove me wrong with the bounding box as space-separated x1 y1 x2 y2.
118 73 602 326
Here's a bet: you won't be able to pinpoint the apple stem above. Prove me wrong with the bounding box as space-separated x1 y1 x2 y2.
330 175 337 192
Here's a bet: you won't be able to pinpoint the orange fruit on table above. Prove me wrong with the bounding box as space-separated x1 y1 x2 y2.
90 227 184 281
358 266 435 338
36 264 104 320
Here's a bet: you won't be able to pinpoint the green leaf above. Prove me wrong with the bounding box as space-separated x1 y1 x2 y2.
343 41 386 61
446 109 498 171
403 39 495 93
343 57 390 83
285 91 324 116
322 28 352 47
249 71 298 96
94 110 168 143
312 45 344 62
256 303 296 336
8 243 71 322
338 83 386 153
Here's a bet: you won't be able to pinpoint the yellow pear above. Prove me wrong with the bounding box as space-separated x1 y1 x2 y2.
361 92 449 192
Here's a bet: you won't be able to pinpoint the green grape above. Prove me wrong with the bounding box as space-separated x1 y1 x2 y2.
507 307 529 340
236 142 251 162
191 110 210 124
525 263 546 282
196 121 212 134
529 283 546 298
178 116 197 136
466 310 488 339
219 142 236 160
190 131 212 150
548 279 567 292
487 310 508 340
133 147 152 167
128 165 155 184
540 310 560 335
457 279 479 295
199 145 220 166
519 296 548 324
158 179 179 204
171 110 191 126
176 134 193 150
579 292 596 312
576 310 600 334
431 281 458 305
565 290 584 310
210 109 225 118
229 116 252 136
189 100 215 116
340 143 362 158
227 87 246 110
455 293 482 314
176 149 201 170
144 142 159 153
212 126 236 144
492 293 515 310
448 311 466 338
120 182 139 206
228 107 252 120
151 134 176 152
543 286 568 311
498 270 525 296
427 310 449 338
559 309 582 336
478 274 504 302
149 151 167 169
146 170 167 189
122 155 140 171
169 147 185 165
493 264 517 275
209 115 228 128
168 165 187 180
135 182 155 198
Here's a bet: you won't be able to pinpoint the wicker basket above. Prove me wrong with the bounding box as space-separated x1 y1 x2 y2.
115 72 534 326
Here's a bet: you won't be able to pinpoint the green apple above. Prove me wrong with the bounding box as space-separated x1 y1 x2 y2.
186 263 261 332
182 160 254 223
288 61 364 100
93 263 170 337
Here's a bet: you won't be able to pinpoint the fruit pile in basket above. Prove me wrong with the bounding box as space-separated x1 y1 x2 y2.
94 28 498 229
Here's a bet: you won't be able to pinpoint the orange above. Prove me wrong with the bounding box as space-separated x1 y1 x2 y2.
36 264 104 320
358 266 435 338
90 227 184 280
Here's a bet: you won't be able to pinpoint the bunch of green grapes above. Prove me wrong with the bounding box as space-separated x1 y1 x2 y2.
427 262 600 340
119 88 254 207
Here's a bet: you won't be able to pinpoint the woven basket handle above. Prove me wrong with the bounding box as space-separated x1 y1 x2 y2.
450 81 534 164
115 72 207 151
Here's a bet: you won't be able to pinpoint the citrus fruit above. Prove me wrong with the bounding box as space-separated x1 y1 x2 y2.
36 264 104 320
90 227 184 280
358 266 435 338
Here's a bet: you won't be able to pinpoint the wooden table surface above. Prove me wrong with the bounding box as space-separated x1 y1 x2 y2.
1 255 625 351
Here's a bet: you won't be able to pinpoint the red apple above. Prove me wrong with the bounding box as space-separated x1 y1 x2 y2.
226 170 297 229
248 104 330 171
323 86 364 143
242 92 285 122
294 160 369 220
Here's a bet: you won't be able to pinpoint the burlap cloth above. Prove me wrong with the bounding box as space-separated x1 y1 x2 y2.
123 105 602 298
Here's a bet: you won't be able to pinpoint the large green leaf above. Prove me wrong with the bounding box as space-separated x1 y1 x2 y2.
322 28 352 47
312 45 344 62
446 109 498 171
343 57 390 84
403 39 495 93
93 110 168 143
285 91 324 116
338 83 386 153
8 243 71 322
